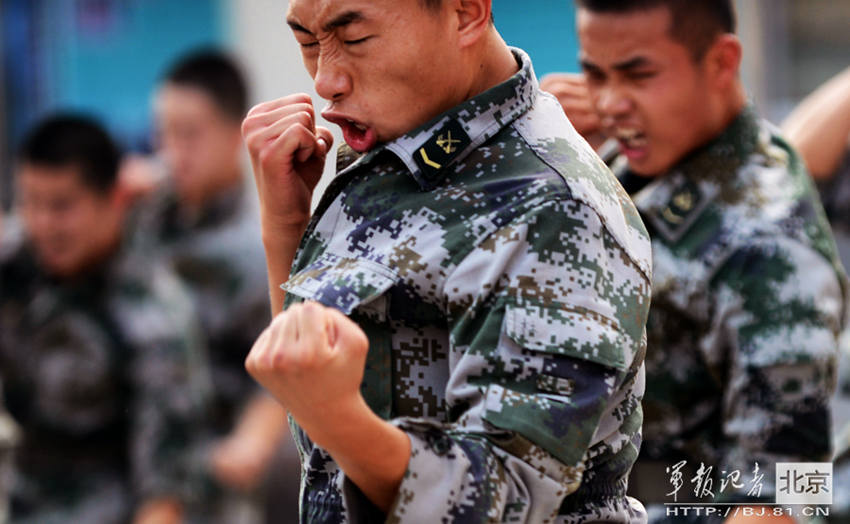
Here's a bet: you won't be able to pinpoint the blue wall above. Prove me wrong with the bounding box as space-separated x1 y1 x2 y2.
493 0 580 77
2 0 581 207
3 0 225 153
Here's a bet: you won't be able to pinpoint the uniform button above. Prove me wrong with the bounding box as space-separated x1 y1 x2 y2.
426 430 452 456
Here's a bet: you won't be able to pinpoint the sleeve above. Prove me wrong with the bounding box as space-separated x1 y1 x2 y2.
358 198 651 523
123 265 211 505
705 236 843 499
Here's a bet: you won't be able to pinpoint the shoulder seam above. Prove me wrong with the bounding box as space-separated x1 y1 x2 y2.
511 117 652 282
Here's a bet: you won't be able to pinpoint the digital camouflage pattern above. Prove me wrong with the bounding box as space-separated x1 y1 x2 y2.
282 49 652 523
612 108 848 509
0 241 208 524
0 216 22 523
133 183 269 432
817 149 850 521
132 182 271 521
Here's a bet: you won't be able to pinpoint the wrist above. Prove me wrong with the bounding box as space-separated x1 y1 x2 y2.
296 394 410 511
261 219 308 244
292 393 372 451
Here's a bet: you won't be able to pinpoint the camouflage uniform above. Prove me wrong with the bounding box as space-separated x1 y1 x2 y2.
283 48 652 523
0 241 207 524
818 149 850 269
0 216 22 523
132 181 272 521
612 108 847 513
134 182 269 433
817 149 850 521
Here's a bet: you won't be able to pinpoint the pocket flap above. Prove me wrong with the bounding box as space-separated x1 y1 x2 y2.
282 253 397 316
504 303 627 370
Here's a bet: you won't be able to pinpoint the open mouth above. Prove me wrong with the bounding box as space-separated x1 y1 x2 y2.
322 112 378 153
614 128 647 149
339 119 377 153
612 127 648 160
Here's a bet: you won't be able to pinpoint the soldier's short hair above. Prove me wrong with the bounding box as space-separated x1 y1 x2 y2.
162 49 248 122
18 114 121 194
419 0 494 23
576 0 736 60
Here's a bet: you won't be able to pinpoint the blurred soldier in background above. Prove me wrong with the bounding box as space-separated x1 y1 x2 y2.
783 65 850 522
0 399 19 524
126 50 293 523
0 167 21 524
0 114 206 524
544 0 847 521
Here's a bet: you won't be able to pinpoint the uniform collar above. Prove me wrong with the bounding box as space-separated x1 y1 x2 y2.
337 47 538 190
625 105 760 243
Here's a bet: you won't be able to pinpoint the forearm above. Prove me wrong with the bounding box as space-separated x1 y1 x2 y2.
262 222 308 315
294 395 410 512
233 393 288 442
132 497 183 524
782 67 850 179
209 393 290 491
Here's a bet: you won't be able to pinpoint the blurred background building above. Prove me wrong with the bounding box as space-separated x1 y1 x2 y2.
1 0 849 210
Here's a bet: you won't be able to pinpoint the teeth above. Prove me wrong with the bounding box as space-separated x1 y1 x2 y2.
615 128 641 140
614 128 647 148
347 119 368 132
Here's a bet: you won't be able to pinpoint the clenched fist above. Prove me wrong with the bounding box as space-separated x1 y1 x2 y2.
242 94 334 234
245 301 370 441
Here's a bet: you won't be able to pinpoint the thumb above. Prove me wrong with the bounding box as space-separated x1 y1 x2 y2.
316 126 334 158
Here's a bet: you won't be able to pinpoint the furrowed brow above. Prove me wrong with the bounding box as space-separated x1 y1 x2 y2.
322 11 364 32
287 20 313 35
579 59 603 74
612 57 651 72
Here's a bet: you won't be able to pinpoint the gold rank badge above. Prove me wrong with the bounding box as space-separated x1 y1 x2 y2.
414 119 471 178
660 180 701 228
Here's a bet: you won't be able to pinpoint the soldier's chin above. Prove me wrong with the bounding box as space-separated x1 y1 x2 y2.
37 251 81 278
623 152 668 178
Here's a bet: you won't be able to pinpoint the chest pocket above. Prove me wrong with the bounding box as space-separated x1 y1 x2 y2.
504 302 628 371
282 254 397 419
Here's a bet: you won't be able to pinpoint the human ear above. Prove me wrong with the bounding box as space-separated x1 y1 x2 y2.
455 0 492 48
705 34 742 89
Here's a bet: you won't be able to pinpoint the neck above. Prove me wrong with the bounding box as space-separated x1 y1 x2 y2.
49 224 123 281
183 167 242 216
464 31 519 101
714 82 748 136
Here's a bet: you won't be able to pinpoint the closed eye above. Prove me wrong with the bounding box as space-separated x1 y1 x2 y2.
344 36 372 45
627 71 657 80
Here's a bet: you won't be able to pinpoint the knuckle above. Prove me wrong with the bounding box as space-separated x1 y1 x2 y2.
296 102 315 116
246 102 265 117
257 147 274 169
244 132 262 152
302 300 322 313
294 112 313 129
241 118 256 138
286 302 304 315
292 93 312 105
270 349 290 371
